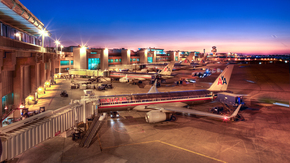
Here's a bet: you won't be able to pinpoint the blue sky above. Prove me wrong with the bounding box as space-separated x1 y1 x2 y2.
21 0 290 54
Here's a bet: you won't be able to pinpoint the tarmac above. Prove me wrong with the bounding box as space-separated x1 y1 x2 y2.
6 62 290 163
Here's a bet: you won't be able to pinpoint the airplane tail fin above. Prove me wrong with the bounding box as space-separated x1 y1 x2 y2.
207 65 234 91
159 61 174 76
182 53 194 64
200 53 208 65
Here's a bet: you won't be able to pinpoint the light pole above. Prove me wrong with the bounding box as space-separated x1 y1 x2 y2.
55 40 60 78
39 29 48 64
60 45 63 54
39 29 48 52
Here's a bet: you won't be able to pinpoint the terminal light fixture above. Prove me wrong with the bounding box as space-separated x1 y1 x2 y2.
55 40 60 45
28 96 33 100
81 46 86 51
39 29 48 37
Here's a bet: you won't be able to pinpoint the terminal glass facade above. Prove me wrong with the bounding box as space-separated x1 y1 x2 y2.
60 60 69 66
148 57 153 63
88 58 100 70
0 21 41 46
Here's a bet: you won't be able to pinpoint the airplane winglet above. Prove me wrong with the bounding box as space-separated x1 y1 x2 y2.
148 80 159 93
229 104 242 118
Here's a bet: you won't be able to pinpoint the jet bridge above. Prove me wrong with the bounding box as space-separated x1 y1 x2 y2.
79 113 107 148
0 96 99 162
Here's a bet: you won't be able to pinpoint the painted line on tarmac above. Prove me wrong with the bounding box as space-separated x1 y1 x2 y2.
102 140 158 149
48 95 56 106
158 140 227 163
102 140 226 163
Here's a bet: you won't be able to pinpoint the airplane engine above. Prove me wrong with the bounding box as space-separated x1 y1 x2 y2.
145 110 172 123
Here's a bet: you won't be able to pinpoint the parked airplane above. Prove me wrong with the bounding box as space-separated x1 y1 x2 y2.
99 65 241 123
144 53 196 71
116 62 175 82
190 53 208 67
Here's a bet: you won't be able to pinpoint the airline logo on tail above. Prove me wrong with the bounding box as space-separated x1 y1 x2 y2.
184 59 189 63
217 75 227 85
163 67 171 72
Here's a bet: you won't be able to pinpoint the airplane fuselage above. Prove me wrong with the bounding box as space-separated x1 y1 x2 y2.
98 90 213 112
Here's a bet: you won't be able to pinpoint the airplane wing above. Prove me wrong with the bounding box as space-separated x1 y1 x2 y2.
136 78 146 81
146 104 242 120
133 102 187 111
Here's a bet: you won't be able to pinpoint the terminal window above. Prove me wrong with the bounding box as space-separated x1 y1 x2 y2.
60 60 69 66
88 58 100 70
148 57 153 63
71 60 73 65
115 59 119 62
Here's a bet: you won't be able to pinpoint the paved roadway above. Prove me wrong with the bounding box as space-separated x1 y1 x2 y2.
8 62 290 163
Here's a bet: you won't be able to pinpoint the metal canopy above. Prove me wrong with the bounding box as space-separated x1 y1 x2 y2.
0 2 42 36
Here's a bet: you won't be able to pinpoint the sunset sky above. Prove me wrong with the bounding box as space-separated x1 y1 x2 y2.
22 0 290 54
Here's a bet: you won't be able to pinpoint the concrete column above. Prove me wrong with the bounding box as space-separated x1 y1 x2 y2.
46 59 51 80
13 56 38 106
13 64 23 106
0 50 3 125
168 51 175 61
50 54 55 78
80 47 87 69
73 47 87 69
138 50 148 64
3 51 16 71
30 65 37 94
121 49 130 65
39 62 45 86
177 51 181 61
100 49 108 70
153 51 156 63
73 47 80 69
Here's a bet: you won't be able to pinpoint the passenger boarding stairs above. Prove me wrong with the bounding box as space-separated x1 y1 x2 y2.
79 113 107 148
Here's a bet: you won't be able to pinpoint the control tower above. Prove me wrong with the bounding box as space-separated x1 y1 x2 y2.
211 46 217 56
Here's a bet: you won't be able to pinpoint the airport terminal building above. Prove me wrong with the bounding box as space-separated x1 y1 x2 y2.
0 0 56 120
59 46 201 72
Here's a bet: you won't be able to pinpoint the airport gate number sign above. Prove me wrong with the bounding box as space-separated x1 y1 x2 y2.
100 97 128 103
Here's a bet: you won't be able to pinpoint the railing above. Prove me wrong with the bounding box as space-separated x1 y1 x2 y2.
0 103 84 162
